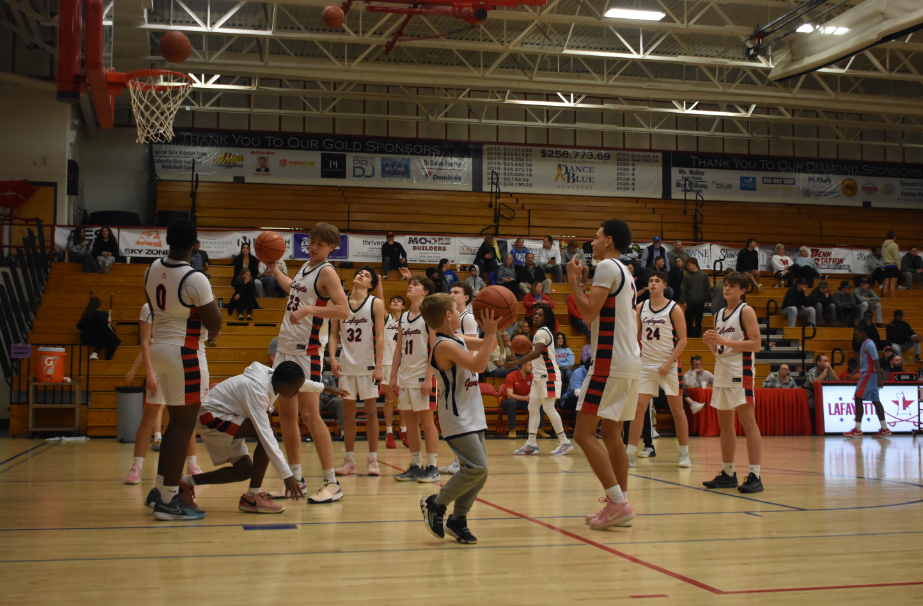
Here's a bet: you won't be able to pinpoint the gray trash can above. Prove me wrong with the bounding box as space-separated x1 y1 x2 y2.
116 386 146 443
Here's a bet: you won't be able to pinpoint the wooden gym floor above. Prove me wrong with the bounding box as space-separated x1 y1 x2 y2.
1 434 921 604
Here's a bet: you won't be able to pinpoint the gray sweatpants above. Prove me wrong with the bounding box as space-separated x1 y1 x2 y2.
435 431 488 517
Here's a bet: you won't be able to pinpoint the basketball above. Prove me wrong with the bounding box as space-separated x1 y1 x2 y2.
159 31 191 63
511 334 532 355
472 285 519 331
323 5 345 28
254 231 286 264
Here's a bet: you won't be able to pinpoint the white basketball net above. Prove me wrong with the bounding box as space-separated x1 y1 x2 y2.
127 73 192 143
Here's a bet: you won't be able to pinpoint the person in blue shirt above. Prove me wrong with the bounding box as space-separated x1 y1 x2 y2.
437 259 461 290
843 324 889 438
554 332 575 388
561 358 590 410
510 237 529 266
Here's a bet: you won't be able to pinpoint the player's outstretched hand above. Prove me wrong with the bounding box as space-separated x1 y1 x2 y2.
399 267 412 280
478 308 499 335
284 476 304 501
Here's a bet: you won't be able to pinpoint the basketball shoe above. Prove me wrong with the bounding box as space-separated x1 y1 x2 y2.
421 495 445 539
386 432 396 449
439 458 460 474
703 471 738 489
587 497 635 530
152 495 206 521
395 464 424 481
416 465 441 483
124 465 143 485
843 428 863 438
445 516 477 544
145 487 160 509
513 443 540 455
737 473 764 493
367 457 381 476
872 428 892 438
550 442 574 455
308 480 343 504
678 451 692 468
186 461 204 475
335 457 357 476
689 401 706 414
239 492 284 514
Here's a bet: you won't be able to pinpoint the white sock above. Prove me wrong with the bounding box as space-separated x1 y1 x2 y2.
162 485 179 502
186 455 197 466
153 432 162 441
368 452 378 461
604 485 626 504
155 474 164 493
622 491 628 502
386 429 393 434
181 474 195 486
749 465 761 479
247 486 261 495
400 426 407 432
411 452 423 466
527 433 538 446
678 445 689 455
290 464 303 481
133 457 144 468
427 453 437 467
722 462 735 476
345 451 355 461
626 444 637 455
855 420 862 431
323 468 336 483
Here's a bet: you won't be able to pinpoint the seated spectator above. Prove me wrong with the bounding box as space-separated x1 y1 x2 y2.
465 264 486 295
567 293 591 340
562 239 589 285
889 354 905 373
380 231 407 280
258 258 288 298
510 237 529 266
437 258 461 290
853 311 882 352
736 237 762 292
232 243 264 298
554 332 575 388
523 281 555 326
561 358 590 411
67 226 99 273
791 246 823 287
91 226 119 274
487 332 514 378
886 309 922 362
781 278 815 328
683 355 714 388
854 246 884 289
473 234 498 278
497 254 519 298
77 296 121 360
832 281 862 327
507 319 531 341
501 360 533 438
879 345 895 370
668 240 689 270
900 246 923 291
762 363 797 388
228 269 260 321
838 357 861 381
535 236 562 283
855 277 882 325
580 342 592 365
623 243 642 264
810 281 838 327
642 236 667 269
681 257 712 338
667 257 685 302
628 262 644 296
771 243 793 288
517 253 551 295
320 374 346 440
191 239 211 276
803 353 838 413
425 267 447 293
642 256 667 291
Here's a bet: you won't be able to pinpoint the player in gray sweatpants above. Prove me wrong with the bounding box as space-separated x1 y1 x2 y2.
435 431 488 517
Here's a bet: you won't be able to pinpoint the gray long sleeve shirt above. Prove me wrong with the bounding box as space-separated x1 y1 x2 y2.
681 270 713 305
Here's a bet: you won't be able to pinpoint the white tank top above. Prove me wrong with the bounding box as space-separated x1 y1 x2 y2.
640 299 678 365
432 334 487 439
383 314 400 366
714 302 751 388
397 311 429 386
587 258 640 379
533 326 560 384
276 261 331 356
144 258 213 349
338 294 377 375
457 309 480 352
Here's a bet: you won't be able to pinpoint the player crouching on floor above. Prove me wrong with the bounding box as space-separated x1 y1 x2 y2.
179 361 347 514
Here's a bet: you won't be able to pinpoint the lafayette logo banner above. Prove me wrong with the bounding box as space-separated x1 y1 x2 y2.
292 233 349 261
821 385 920 433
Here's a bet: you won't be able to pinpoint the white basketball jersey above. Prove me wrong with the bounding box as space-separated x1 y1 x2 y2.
383 314 400 366
276 261 331 357
533 326 560 384
457 309 479 352
640 299 678 365
714 302 751 388
397 311 429 387
588 258 640 380
144 258 213 349
432 334 486 439
338 294 377 376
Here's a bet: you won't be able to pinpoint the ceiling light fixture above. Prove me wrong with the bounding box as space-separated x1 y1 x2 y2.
603 8 666 21
796 23 814 33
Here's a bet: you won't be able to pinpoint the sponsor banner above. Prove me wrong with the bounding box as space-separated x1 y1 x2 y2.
347 233 392 264
483 146 661 197
404 235 455 265
821 384 920 434
119 228 167 257
292 233 349 261
117 228 296 259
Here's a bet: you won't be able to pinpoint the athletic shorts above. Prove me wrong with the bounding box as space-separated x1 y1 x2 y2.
397 378 437 412
639 363 681 397
575 374 638 422
142 378 166 406
340 374 379 401
273 352 322 389
884 265 901 279
711 386 752 410
530 377 561 401
381 365 392 386
855 373 880 402
149 343 209 406
196 412 248 465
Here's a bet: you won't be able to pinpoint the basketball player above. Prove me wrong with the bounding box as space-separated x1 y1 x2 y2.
420 294 499 544
268 223 351 504
566 219 639 530
143 219 223 521
627 270 694 468
390 273 441 483
702 272 764 494
330 266 385 476
504 304 574 456
844 324 890 438
383 295 405 449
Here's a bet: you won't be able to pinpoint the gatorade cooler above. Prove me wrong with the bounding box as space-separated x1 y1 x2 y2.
35 347 67 383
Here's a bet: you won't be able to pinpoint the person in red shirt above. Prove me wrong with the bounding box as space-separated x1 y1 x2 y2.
567 293 591 340
502 361 533 439
523 282 555 326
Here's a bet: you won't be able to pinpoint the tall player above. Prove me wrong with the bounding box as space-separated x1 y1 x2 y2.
269 223 351 504
627 270 694 468
702 272 764 494
567 219 639 531
844 324 890 438
383 296 405 448
329 266 385 476
143 219 223 520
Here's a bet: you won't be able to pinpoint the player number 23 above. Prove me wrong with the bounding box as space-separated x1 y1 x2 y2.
286 296 301 312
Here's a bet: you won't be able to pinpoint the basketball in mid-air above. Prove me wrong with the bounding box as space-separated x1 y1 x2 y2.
254 231 286 264
511 334 532 355
472 285 519 331
159 31 191 63
323 5 345 28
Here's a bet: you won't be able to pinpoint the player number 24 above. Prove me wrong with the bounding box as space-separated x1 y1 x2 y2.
645 327 661 341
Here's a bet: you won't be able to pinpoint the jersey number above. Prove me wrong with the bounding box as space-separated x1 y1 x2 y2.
404 340 414 355
346 328 362 342
155 284 167 311
645 327 661 341
286 296 301 312
717 345 725 355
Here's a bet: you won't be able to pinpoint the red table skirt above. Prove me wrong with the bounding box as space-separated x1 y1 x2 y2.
685 388 812 436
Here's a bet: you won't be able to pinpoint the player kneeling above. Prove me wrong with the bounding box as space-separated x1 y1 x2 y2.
178 361 345 515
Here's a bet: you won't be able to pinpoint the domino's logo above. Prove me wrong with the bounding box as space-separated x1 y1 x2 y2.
740 176 757 191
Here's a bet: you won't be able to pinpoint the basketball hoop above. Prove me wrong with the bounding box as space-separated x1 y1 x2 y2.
122 70 193 143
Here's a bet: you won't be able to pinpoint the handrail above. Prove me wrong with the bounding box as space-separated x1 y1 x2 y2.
830 347 845 370
764 299 778 351
712 260 723 281
800 322 817 375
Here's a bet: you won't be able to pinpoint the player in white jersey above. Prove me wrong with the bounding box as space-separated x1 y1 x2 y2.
390 272 440 483
504 304 574 456
330 266 385 477
419 293 499 544
268 223 351 504
142 219 223 521
382 295 405 449
627 270 696 468
703 272 764 494
567 219 639 530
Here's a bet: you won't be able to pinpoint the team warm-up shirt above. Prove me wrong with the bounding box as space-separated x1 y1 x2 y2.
432 334 487 439
144 258 213 349
859 338 878 381
397 311 429 387
714 302 752 390
338 294 377 376
587 258 640 380
277 261 331 356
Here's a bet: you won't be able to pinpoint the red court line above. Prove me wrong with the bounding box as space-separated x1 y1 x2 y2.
722 581 923 594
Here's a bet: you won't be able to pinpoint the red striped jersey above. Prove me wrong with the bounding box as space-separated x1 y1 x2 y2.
532 325 560 384
143 258 213 349
587 258 640 380
714 302 752 390
277 261 332 356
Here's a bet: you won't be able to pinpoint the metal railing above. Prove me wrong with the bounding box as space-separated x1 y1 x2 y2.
764 299 778 351
800 323 817 376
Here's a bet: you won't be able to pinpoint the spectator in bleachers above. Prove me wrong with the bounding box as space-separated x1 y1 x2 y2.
425 267 447 294
67 227 99 273
507 319 531 341
879 345 895 370
643 256 668 287
791 246 822 287
191 239 210 276
668 257 685 302
502 360 533 438
771 244 793 288
473 235 498 279
487 332 514 378
523 281 554 326
882 230 901 298
497 253 519 298
561 358 590 411
627 262 644 296
781 278 815 328
762 363 797 388
232 242 264 298
637 257 667 303
839 357 861 381
580 342 592 365
228 269 260 321
900 246 923 291
380 231 407 280
562 239 589 285
736 237 763 292
77 296 121 360
511 237 529 266
535 236 563 283
833 281 863 327
853 311 882 352
810 281 838 327
683 355 713 388
886 309 922 363
855 277 883 325
517 252 551 295
320 374 346 441
91 226 119 274
465 265 486 296
437 259 461 290
889 354 905 373
668 240 689 271
554 332 575 388
681 257 712 338
854 246 884 289
258 258 288 298
642 236 667 269
567 294 591 340
803 353 838 415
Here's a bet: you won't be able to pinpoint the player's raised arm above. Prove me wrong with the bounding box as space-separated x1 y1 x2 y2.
270 262 293 293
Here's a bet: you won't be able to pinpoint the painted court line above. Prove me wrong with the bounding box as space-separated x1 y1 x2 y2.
0 443 48 466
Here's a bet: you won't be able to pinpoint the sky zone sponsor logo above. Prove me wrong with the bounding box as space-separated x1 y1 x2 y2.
135 231 163 247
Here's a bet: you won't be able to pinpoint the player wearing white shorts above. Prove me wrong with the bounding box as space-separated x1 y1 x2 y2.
703 272 764 494
142 219 223 521
269 223 351 504
382 295 405 449
628 270 697 469
567 219 639 530
330 266 385 477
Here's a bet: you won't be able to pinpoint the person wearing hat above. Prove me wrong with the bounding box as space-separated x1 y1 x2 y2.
854 277 883 326
886 309 922 363
832 281 863 328
642 236 667 269
809 280 838 327
781 278 815 328
381 232 408 280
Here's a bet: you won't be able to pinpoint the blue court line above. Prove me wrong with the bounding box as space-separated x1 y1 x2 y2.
243 524 297 530
628 474 806 510
744 512 762 517
0 443 48 466
0 443 57 477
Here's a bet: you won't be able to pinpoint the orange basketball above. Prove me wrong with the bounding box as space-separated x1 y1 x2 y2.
472 285 519 332
159 31 191 63
323 5 345 28
254 231 286 264
511 334 532 355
